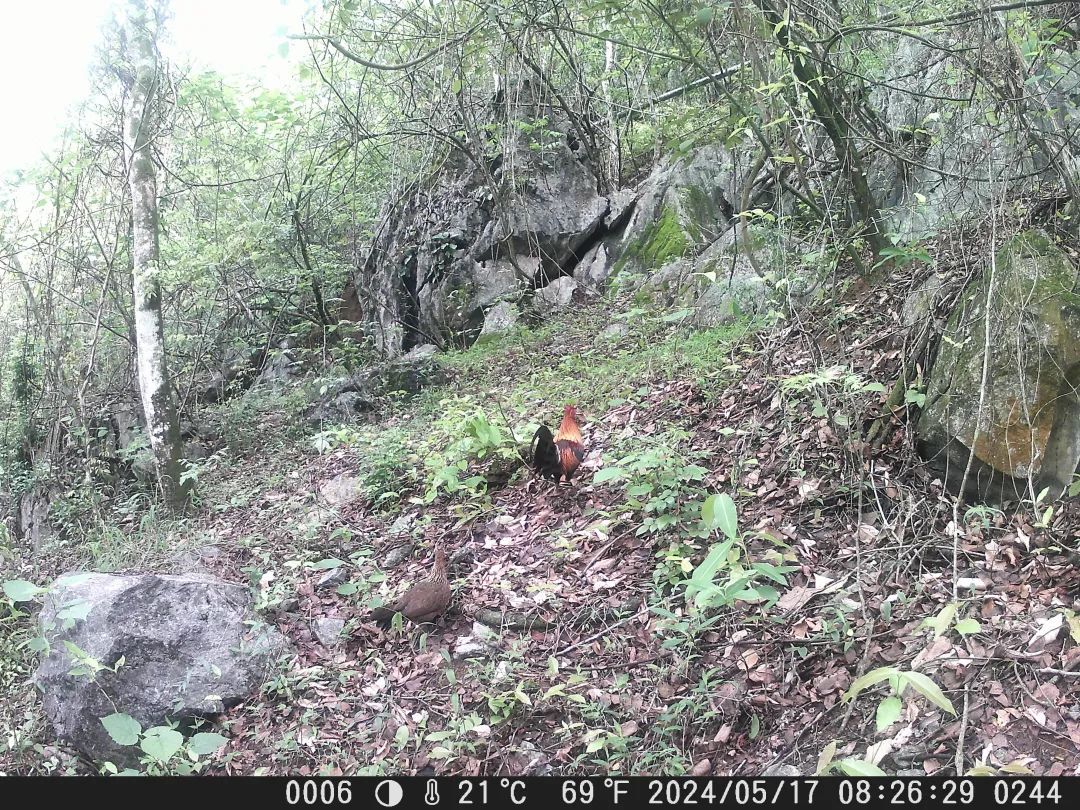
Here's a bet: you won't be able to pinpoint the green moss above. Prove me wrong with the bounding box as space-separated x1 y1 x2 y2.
1006 229 1056 258
678 185 716 242
616 206 691 275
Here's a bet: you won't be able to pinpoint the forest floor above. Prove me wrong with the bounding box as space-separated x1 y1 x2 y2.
4 265 1080 776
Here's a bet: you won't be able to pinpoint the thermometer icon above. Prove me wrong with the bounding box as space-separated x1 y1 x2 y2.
425 779 440 805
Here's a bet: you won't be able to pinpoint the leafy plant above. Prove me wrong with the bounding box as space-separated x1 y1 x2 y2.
843 665 957 733
99 712 228 775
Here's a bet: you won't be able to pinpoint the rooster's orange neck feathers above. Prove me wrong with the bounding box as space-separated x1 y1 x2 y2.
554 405 582 444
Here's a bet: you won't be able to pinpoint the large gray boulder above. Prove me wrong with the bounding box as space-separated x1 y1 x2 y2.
917 231 1080 502
621 225 792 329
356 86 609 354
307 352 447 424
866 33 1079 239
604 144 769 281
16 486 57 551
35 572 291 766
534 276 579 315
476 302 520 345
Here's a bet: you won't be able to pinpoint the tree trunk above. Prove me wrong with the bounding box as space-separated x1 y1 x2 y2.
755 0 889 264
122 0 189 510
601 30 620 191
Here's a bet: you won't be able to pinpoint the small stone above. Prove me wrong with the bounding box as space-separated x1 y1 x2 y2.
452 638 488 660
312 617 346 647
534 277 578 315
316 567 349 590
403 344 439 361
274 597 301 615
382 543 416 569
691 759 713 776
476 302 520 345
319 473 364 508
595 323 629 343
762 764 801 777
387 514 414 536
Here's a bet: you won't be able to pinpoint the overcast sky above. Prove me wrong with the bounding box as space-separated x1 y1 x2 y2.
0 0 309 176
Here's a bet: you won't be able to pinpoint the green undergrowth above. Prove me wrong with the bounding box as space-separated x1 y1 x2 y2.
333 300 761 510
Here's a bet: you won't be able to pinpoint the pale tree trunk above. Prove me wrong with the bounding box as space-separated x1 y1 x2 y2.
601 33 620 191
121 0 189 510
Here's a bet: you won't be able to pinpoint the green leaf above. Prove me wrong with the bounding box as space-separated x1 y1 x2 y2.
311 558 344 570
662 308 693 323
923 602 957 638
702 493 738 540
844 665 901 702
836 759 887 777
900 671 956 715
875 696 902 732
187 732 228 756
593 467 624 483
1065 611 1080 644
684 540 733 605
3 580 44 602
100 713 142 747
816 740 838 775
139 727 184 763
695 7 715 26
954 618 981 636
57 600 92 623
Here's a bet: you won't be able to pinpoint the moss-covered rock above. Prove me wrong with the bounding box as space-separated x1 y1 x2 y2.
609 144 738 278
617 205 691 273
916 230 1080 502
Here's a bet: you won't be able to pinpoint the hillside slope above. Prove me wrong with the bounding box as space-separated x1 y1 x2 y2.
6 273 1079 777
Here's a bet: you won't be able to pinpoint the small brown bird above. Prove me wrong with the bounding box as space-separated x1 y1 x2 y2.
531 405 585 483
369 546 450 628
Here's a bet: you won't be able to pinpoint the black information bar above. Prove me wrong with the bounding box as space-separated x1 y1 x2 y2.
0 775 1074 808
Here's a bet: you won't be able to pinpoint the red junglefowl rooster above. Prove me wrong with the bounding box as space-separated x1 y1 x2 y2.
531 405 585 484
369 546 450 628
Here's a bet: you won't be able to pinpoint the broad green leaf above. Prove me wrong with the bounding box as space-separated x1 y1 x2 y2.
844 666 901 702
901 671 956 715
187 732 228 756
662 308 693 323
1065 611 1080 644
816 740 838 775
593 467 624 483
702 493 738 540
875 696 902 732
311 558 344 570
684 541 732 605
100 713 142 747
3 580 44 602
923 602 957 638
139 727 184 763
57 600 92 623
954 618 981 636
836 759 887 777
999 761 1034 775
